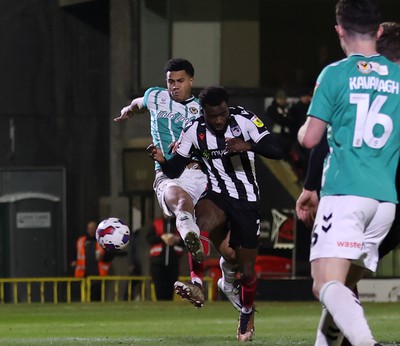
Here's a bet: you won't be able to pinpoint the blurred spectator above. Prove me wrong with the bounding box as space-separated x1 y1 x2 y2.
288 91 312 181
71 220 111 301
263 89 294 161
146 214 184 300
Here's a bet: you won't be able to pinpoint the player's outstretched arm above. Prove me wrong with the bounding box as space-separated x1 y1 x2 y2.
250 134 283 159
114 97 146 122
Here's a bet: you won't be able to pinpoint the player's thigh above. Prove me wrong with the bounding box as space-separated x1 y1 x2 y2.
310 195 379 263
228 200 260 250
311 257 351 296
345 263 366 289
216 232 236 262
177 169 207 205
195 198 227 232
379 206 400 259
153 170 206 216
357 201 395 271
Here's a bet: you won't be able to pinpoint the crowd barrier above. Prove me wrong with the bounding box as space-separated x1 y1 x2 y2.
0 276 213 304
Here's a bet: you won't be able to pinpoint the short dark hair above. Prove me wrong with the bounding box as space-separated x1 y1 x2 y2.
377 22 400 63
199 86 229 108
164 58 194 77
336 0 381 36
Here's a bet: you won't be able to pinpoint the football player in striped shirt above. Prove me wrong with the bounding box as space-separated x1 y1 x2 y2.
148 86 283 341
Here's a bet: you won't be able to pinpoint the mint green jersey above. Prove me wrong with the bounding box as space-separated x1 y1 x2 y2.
142 87 200 170
308 54 400 203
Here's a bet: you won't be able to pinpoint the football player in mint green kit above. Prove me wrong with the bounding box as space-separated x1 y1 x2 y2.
298 1 400 345
114 59 208 306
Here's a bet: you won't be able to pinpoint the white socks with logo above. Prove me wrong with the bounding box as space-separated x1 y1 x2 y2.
220 256 238 289
314 307 344 346
175 211 200 240
319 281 376 346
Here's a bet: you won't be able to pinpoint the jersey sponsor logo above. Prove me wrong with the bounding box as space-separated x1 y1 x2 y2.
202 150 210 160
336 241 363 249
356 61 388 76
189 107 199 114
231 126 242 137
250 115 264 128
158 110 195 124
202 149 226 159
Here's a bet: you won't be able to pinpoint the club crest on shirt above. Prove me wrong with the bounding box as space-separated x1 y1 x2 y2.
231 126 242 137
356 61 388 75
189 107 199 114
357 61 373 74
251 116 264 128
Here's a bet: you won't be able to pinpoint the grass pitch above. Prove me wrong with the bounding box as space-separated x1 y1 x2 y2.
0 301 399 345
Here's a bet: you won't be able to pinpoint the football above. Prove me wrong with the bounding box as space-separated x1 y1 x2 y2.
96 217 131 251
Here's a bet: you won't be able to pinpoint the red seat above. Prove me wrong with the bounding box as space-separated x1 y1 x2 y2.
254 255 292 279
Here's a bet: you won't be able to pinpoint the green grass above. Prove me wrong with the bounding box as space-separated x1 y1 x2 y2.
0 301 399 345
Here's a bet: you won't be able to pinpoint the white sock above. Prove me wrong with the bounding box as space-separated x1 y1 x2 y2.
220 257 238 287
320 281 376 346
175 211 200 240
191 277 203 287
241 306 253 314
314 307 344 346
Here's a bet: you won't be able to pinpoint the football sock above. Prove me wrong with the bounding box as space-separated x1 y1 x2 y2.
315 307 344 346
320 281 376 346
219 256 238 286
241 273 257 309
188 252 204 287
241 305 253 314
200 230 210 256
176 211 200 240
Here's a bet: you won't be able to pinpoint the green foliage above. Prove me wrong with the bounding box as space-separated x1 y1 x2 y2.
0 301 399 345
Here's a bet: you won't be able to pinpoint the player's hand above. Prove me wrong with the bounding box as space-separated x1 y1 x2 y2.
225 138 251 155
161 233 177 246
295 188 319 228
146 144 166 163
168 141 180 154
114 105 133 122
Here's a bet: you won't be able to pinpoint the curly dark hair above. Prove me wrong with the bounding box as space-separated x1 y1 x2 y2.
199 86 229 108
336 0 381 35
164 58 194 77
378 22 400 63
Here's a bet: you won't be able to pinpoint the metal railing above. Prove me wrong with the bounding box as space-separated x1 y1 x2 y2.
0 276 214 304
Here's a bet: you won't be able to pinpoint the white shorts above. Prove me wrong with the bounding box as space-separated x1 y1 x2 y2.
310 195 395 272
153 168 207 217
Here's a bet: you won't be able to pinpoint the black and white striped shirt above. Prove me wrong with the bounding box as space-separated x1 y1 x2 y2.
177 106 270 202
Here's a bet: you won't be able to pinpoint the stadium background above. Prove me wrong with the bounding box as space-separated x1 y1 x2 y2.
0 0 399 291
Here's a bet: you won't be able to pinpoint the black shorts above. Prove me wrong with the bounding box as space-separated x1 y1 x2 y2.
200 191 260 249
